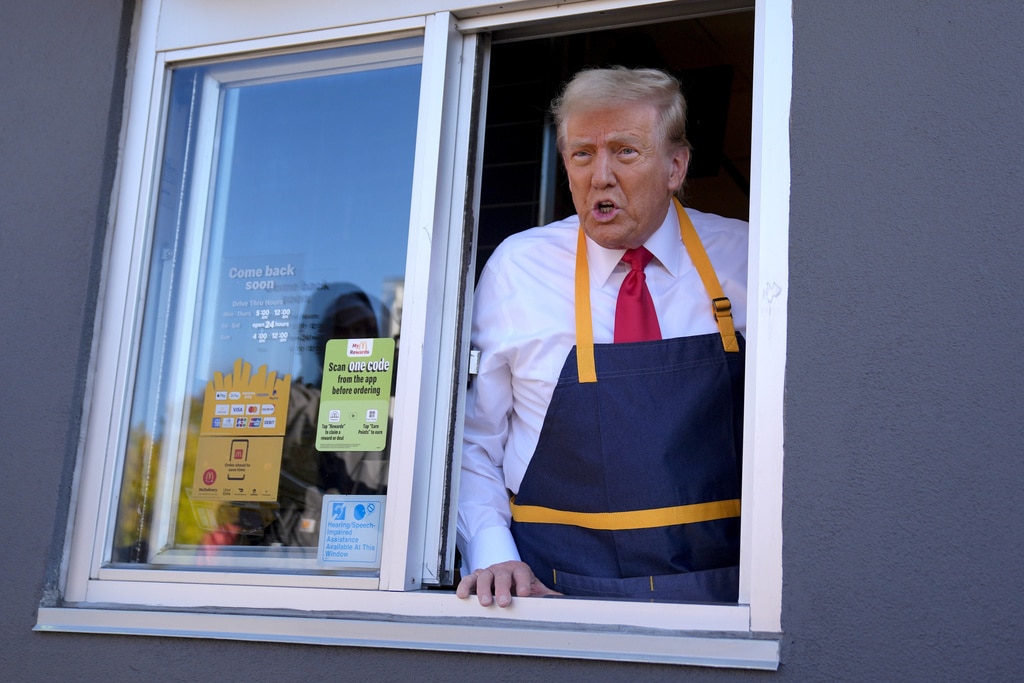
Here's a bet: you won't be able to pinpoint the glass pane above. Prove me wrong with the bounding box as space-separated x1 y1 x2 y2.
111 38 422 571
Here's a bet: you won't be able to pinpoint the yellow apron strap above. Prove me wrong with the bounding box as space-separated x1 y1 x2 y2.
510 496 740 530
575 228 598 383
573 198 739 383
674 198 740 353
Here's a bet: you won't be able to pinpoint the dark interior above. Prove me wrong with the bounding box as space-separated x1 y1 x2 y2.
476 10 754 279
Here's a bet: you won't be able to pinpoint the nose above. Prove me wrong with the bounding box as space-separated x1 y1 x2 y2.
591 150 616 188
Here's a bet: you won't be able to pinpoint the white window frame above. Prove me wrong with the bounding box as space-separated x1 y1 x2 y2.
38 0 790 670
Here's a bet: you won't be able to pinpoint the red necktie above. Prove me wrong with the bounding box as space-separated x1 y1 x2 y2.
614 247 662 342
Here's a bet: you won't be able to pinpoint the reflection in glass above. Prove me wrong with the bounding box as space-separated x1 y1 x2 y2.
111 38 421 569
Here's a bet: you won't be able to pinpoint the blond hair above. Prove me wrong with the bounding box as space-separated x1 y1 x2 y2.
551 67 690 154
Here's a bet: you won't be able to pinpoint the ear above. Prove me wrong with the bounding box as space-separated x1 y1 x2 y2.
667 147 690 192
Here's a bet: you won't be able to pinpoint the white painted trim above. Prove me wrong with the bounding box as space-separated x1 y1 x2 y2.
36 606 780 670
95 568 380 591
741 0 791 633
158 20 426 63
73 577 751 632
455 0 752 33
416 19 481 586
55 0 791 666
63 0 167 602
377 12 455 592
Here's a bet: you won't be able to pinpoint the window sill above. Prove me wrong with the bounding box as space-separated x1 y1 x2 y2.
36 600 780 669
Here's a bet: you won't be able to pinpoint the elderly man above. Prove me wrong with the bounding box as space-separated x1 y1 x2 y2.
457 67 747 606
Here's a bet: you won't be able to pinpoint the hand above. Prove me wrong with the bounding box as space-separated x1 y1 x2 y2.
197 523 241 565
456 560 560 607
200 523 240 547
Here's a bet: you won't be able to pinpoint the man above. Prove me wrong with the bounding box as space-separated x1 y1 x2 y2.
456 67 747 606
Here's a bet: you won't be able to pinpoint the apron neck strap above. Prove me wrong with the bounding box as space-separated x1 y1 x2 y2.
674 198 741 355
574 197 739 384
574 228 598 383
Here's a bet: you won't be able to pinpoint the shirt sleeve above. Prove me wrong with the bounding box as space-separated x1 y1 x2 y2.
456 256 523 572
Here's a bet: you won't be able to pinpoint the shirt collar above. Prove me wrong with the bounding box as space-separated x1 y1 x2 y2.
585 202 683 287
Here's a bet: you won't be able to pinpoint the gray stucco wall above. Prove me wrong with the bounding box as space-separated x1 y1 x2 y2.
2 1 1021 680
1 0 133 648
785 1 1024 678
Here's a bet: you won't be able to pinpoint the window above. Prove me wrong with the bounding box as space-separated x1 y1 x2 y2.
40 0 789 669
113 37 422 576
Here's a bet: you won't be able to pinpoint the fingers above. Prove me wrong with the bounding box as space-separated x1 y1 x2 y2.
512 564 534 597
470 566 499 606
455 572 475 599
492 566 515 607
457 572 492 606
456 561 556 607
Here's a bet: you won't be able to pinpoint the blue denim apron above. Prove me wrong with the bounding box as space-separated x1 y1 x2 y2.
510 200 744 602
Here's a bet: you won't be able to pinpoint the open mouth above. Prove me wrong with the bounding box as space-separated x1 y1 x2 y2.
596 201 616 214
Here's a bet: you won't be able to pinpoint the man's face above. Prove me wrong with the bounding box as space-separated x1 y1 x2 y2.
561 103 688 250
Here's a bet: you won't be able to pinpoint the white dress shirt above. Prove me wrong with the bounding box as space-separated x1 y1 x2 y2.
457 205 748 573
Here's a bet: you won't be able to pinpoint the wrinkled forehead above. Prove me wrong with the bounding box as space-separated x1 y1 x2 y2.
559 102 664 148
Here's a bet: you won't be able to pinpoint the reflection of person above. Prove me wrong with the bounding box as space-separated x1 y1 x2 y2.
198 283 394 549
272 284 392 546
456 68 747 606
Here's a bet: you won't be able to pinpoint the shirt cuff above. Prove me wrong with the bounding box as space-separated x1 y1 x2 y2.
464 525 521 573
